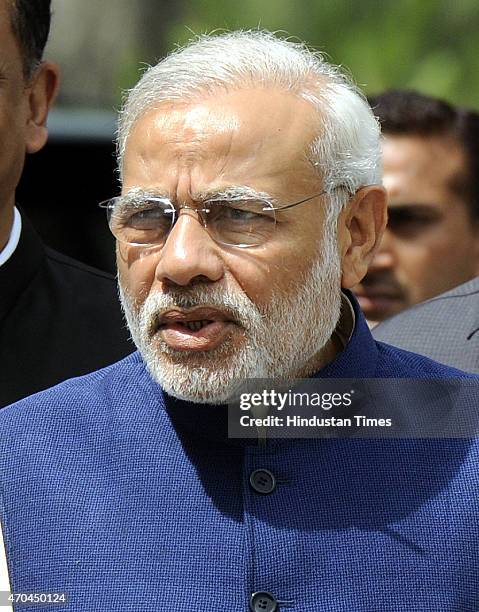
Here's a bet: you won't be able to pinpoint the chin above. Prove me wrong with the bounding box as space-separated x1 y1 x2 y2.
141 334 270 404
145 356 255 404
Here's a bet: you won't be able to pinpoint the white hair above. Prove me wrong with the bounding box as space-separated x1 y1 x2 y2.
117 29 382 219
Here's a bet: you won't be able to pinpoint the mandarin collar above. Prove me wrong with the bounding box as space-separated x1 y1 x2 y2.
143 290 377 444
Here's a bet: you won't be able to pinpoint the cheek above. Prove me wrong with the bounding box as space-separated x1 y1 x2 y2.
0 122 26 198
117 245 159 306
395 234 465 300
396 242 444 283
394 220 455 275
222 252 277 306
224 240 317 307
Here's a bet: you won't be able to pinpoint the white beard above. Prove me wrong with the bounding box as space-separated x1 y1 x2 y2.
119 226 342 404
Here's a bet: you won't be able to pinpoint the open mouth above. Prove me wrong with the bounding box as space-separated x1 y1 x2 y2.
160 319 214 332
155 308 240 352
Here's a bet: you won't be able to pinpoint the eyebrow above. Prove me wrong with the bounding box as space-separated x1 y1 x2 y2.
200 186 274 204
112 188 166 214
122 185 276 205
387 203 443 214
387 204 443 222
122 187 168 200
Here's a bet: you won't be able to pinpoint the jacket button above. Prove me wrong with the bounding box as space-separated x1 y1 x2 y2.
250 591 278 611
249 469 276 494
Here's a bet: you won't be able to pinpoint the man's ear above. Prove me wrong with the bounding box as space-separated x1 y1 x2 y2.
338 185 387 289
25 61 60 154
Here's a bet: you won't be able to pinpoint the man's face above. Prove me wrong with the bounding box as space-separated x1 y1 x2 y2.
117 88 346 403
0 1 31 225
0 1 58 249
355 134 479 322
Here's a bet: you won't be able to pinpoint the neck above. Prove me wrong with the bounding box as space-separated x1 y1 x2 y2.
293 293 354 377
0 204 15 253
292 334 343 378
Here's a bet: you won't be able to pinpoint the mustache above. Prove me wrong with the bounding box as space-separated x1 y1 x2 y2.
124 283 266 336
360 271 405 295
156 286 237 309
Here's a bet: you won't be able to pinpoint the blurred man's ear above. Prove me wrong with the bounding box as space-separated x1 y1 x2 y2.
337 185 388 289
25 61 60 154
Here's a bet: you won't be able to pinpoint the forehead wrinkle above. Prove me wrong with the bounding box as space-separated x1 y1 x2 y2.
123 186 169 198
147 103 241 144
124 89 322 204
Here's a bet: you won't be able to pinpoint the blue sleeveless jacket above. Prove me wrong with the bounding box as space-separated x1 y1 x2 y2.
1 300 478 611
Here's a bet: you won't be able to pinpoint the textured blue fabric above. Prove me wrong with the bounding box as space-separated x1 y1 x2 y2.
1 296 478 611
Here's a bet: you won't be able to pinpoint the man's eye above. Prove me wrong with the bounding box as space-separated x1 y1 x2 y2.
223 206 262 221
207 200 274 222
387 207 440 237
127 207 165 228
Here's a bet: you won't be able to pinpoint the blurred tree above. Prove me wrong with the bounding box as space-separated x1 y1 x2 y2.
45 0 479 109
166 0 479 108
46 0 182 108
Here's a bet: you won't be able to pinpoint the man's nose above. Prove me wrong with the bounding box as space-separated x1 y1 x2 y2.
368 228 395 272
154 211 225 286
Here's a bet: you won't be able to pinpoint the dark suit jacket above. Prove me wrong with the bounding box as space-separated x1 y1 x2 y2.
0 213 133 407
373 277 479 374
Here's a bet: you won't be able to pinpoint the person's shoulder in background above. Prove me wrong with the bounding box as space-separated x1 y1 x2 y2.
0 215 134 407
373 277 479 374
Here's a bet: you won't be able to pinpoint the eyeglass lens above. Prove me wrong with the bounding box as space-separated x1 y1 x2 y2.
108 198 277 247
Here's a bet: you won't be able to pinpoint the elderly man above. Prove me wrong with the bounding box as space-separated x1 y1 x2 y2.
354 90 479 324
1 32 478 612
0 0 132 407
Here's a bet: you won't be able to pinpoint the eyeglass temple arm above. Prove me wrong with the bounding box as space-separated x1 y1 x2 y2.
268 184 357 212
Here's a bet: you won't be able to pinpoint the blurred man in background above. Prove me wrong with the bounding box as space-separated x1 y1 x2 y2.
354 90 479 325
0 0 132 407
373 275 479 373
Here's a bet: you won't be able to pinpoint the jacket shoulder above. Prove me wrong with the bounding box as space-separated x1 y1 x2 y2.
374 340 476 378
372 280 479 374
44 247 117 287
374 278 479 341
0 352 145 433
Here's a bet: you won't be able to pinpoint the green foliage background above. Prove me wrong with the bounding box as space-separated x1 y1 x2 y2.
141 0 479 109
